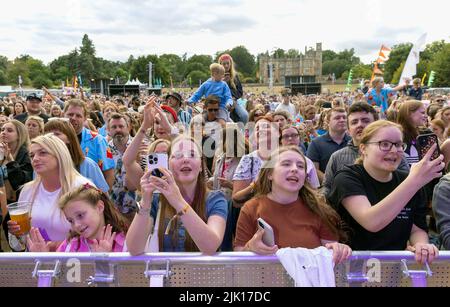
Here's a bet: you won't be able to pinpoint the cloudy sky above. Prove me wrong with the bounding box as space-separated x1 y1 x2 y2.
1 0 448 64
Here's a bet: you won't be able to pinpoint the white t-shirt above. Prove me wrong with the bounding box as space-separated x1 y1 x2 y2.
18 176 94 242
275 103 296 119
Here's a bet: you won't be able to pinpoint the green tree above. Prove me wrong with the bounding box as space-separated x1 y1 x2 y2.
79 34 96 81
160 54 184 84
391 61 406 84
286 49 300 58
322 50 338 62
342 64 372 80
7 55 32 86
0 69 7 85
322 59 349 79
187 70 208 86
417 40 446 82
272 48 285 59
430 43 450 87
383 43 412 83
322 49 361 79
229 46 256 77
32 73 53 88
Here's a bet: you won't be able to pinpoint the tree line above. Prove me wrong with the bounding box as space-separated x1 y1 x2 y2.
0 34 448 88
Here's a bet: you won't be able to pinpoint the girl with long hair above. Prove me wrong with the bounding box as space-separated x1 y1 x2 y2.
397 100 428 165
126 135 228 254
234 146 351 264
27 184 128 252
328 120 442 264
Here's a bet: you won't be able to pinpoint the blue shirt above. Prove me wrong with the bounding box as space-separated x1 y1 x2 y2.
188 78 233 109
150 190 228 252
80 127 115 172
98 124 108 138
365 88 396 113
79 157 109 192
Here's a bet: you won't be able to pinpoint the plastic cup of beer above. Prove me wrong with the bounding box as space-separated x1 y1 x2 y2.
7 202 32 236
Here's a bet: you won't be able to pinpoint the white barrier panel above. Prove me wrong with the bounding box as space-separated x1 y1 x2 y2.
0 252 449 287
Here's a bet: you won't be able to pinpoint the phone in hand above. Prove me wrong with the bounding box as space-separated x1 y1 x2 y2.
257 218 275 247
416 134 440 161
147 153 168 178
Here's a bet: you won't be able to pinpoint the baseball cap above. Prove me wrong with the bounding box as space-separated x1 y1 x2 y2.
26 93 42 102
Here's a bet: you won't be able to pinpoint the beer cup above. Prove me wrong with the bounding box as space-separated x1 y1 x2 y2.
7 202 32 236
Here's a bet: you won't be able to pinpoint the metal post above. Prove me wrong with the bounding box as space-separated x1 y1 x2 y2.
32 260 61 287
149 62 153 88
86 260 118 287
144 260 172 287
401 259 432 288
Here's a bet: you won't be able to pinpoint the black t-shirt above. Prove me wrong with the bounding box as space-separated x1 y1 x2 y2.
328 164 428 251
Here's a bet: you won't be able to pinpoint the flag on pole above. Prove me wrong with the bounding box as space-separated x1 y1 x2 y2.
375 45 392 64
371 44 391 82
399 33 427 85
345 69 354 91
428 71 436 87
77 73 83 87
421 73 427 86
73 75 78 90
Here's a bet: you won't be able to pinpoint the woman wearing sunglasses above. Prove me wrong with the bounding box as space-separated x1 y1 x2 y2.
328 120 443 264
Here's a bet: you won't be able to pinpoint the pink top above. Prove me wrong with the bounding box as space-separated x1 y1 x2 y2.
56 233 126 252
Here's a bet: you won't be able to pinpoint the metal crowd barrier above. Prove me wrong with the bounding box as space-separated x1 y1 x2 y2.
0 251 449 287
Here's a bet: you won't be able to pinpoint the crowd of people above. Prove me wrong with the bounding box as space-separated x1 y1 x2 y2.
0 54 449 266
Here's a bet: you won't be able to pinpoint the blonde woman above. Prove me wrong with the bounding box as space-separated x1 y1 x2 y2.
7 134 94 251
126 135 227 254
25 116 44 140
328 120 442 263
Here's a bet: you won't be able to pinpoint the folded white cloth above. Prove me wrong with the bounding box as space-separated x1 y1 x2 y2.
276 247 336 287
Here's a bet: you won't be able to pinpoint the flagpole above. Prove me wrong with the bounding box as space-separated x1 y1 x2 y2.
371 45 383 82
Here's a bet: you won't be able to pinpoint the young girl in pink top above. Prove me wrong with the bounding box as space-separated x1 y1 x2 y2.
27 184 128 252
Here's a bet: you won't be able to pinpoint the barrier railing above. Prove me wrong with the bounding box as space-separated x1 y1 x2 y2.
0 251 449 287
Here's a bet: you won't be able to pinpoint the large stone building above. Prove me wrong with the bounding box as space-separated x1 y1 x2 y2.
259 43 322 86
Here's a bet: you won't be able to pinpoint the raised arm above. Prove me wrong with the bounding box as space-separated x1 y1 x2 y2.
342 145 444 232
126 171 155 255
123 98 155 191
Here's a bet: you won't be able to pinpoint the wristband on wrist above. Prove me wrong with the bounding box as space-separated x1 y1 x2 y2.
136 201 151 216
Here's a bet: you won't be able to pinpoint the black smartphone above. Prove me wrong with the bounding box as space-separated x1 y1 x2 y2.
416 134 440 161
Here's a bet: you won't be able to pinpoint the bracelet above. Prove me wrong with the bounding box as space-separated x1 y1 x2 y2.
136 201 151 216
177 204 190 217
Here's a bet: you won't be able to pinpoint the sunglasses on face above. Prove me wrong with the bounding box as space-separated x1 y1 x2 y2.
207 108 219 113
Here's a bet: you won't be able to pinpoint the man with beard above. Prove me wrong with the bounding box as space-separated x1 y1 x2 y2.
63 99 115 187
108 112 138 222
321 102 410 197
